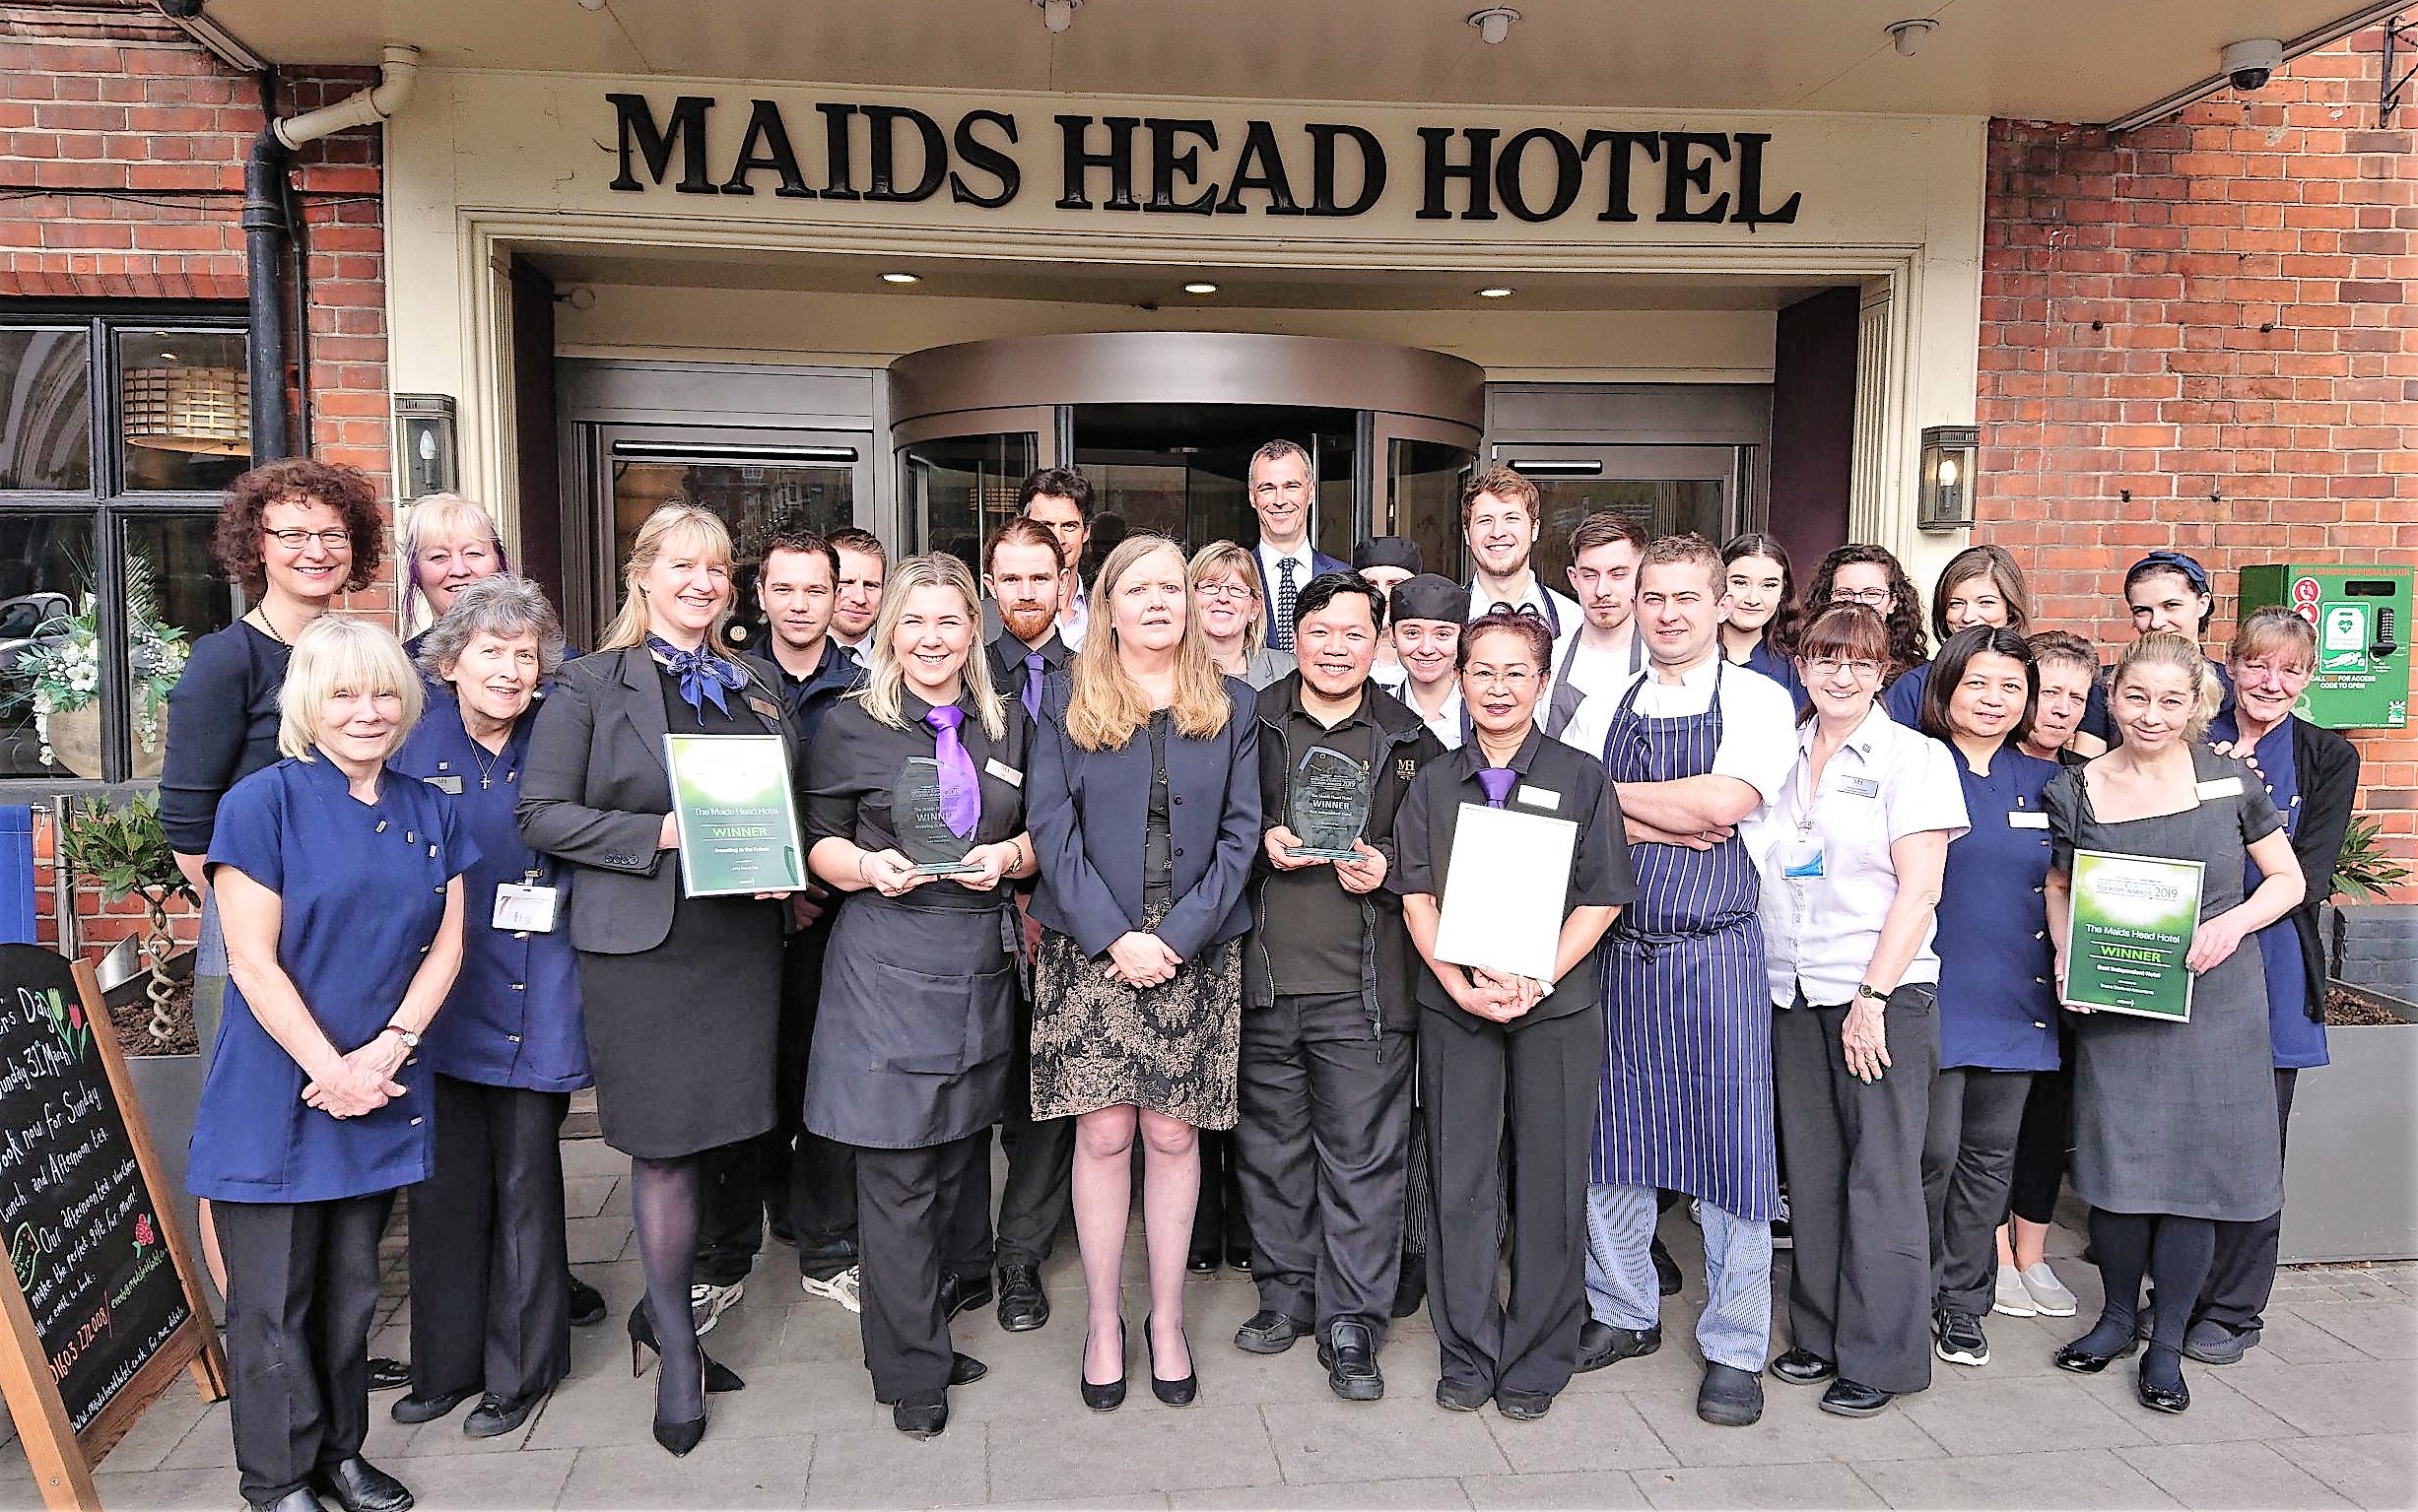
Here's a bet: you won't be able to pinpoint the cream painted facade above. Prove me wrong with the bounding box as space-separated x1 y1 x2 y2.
380 68 1987 584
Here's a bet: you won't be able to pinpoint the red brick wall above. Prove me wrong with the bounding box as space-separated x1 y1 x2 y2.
1979 29 2418 890
3 5 396 958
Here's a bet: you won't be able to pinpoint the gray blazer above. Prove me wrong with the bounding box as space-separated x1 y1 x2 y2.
516 644 799 955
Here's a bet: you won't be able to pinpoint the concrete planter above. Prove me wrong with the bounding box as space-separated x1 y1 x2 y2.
2279 982 2418 1265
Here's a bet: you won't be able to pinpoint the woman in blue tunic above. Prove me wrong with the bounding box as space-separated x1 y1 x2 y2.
1882 546 2033 726
1716 533 1806 707
389 575 590 1440
192 616 474 1512
2185 608 2360 1362
1914 626 2062 1373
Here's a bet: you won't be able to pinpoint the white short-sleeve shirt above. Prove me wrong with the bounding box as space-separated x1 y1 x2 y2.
1556 655 1799 804
1749 702 1971 1007
1400 682 1464 751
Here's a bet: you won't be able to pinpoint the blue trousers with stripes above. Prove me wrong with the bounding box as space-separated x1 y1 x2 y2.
1584 1182 1773 1372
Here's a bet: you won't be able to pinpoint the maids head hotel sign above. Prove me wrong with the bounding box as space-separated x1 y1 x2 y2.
603 94 1805 228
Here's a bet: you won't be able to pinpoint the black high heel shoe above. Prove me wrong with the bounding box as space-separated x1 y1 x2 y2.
628 1302 747 1392
1144 1314 1197 1407
1080 1319 1127 1413
652 1406 706 1458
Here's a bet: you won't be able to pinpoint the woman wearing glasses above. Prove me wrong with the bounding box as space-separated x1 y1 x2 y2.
1803 546 1929 691
1192 541 1299 691
1754 605 1968 1419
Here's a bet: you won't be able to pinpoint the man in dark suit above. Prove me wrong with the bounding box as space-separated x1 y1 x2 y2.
1248 439 1348 653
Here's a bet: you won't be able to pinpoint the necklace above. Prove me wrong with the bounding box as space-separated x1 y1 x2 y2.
253 603 289 645
468 739 508 791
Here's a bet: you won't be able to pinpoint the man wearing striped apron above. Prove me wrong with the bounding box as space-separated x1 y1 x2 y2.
1556 535 1799 1428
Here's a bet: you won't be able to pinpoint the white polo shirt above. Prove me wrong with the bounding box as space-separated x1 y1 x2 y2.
1556 654 1798 804
1748 702 1970 1008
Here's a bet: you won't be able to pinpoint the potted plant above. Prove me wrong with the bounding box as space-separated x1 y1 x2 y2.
5 554 189 779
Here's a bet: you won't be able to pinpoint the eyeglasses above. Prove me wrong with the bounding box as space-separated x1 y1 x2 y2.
1195 580 1257 602
263 527 353 551
1830 587 1893 607
1465 668 1537 690
1805 657 1883 682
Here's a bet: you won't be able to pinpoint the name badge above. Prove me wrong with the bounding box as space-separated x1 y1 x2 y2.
1516 784 1560 809
2196 776 2244 799
427 774 464 795
1834 775 1880 799
984 757 1024 788
493 883 560 934
1780 840 1826 879
2008 811 2049 830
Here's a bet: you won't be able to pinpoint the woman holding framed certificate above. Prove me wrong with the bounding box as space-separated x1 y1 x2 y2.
518 504 794 1457
2042 631 2302 1414
801 554 1038 1439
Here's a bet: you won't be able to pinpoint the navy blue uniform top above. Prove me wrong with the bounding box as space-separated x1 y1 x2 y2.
1738 637 1807 709
188 754 479 1203
394 695 591 1092
160 621 290 855
748 638 859 749
1932 742 2063 1071
2211 710 2325 1070
1880 657 1932 727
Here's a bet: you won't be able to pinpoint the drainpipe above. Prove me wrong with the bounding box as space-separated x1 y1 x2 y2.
241 45 421 462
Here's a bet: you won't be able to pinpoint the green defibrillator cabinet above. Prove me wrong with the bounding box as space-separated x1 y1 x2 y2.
2237 563 2411 730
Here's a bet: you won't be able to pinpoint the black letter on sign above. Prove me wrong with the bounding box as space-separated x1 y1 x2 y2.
950 110 1020 208
1494 127 1580 223
1056 115 1140 211
1217 120 1302 215
720 99 813 198
819 103 860 200
865 105 948 202
1145 118 1220 214
1658 131 1730 224
1307 123 1385 216
1729 133 1801 229
1417 126 1498 221
1578 129 1660 223
608 93 715 193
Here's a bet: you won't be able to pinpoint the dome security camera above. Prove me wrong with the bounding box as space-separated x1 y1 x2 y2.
2221 38 2283 92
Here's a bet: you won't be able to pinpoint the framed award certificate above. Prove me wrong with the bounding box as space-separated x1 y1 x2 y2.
2063 849 2203 1021
1433 803 1578 983
663 734 807 897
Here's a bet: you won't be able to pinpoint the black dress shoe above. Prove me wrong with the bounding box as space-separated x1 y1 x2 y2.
365 1357 411 1393
567 1274 607 1328
388 1386 475 1424
1649 1236 1683 1297
1228 1247 1253 1274
997 1263 1049 1332
1697 1362 1765 1427
1769 1348 1836 1385
949 1351 989 1387
1390 1264 1427 1320
1186 1249 1219 1274
941 1272 994 1321
2135 1361 2190 1414
1817 1378 1893 1417
248 1489 328 1512
1575 1320 1662 1373
1234 1309 1310 1355
462 1390 543 1439
1435 1377 1490 1412
308 1456 414 1512
2054 1336 2142 1374
1494 1388 1554 1420
1081 1319 1127 1412
893 1389 949 1437
1145 1315 1197 1406
1317 1321 1384 1402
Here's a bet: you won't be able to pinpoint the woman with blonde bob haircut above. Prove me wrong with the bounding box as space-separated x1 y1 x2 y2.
520 501 795 1457
1028 532 1263 1413
1188 541 1296 690
190 614 470 1512
399 493 508 642
2042 631 2301 1415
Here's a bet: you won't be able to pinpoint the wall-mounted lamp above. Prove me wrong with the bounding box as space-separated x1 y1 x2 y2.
1467 7 1519 44
394 394 459 503
1036 0 1081 33
1917 425 1979 530
1887 18 1936 56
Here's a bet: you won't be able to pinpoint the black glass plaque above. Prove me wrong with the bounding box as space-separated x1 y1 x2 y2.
1287 746 1375 861
893 756 980 875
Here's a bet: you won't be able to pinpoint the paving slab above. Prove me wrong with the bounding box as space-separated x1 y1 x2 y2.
2115 1440 2358 1510
1476 1390 1675 1475
1849 1445 2182 1509
557 1431 816 1509
987 1405 1278 1503
2293 1300 2418 1360
1261 1393 1513 1485
1457 1469 1655 1509
2221 1358 2418 1438
1169 1477 1474 1508
801 1418 989 1508
1626 1380 1945 1469
2268 1433 2418 1511
1630 1461 1886 1510
383 1446 579 1511
1897 1374 2155 1458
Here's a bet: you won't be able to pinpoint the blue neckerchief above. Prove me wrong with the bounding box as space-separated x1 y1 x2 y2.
646 635 749 718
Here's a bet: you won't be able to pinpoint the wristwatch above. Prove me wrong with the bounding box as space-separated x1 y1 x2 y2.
380 1024 422 1049
1854 983 1889 1004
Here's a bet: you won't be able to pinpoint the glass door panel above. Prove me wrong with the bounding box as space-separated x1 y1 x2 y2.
1496 444 1739 589
1374 413 1480 579
900 430 1040 575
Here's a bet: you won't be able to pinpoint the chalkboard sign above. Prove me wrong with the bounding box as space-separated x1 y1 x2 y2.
0 944 224 1511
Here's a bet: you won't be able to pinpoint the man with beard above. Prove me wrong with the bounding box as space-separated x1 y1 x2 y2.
1543 512 1648 737
829 528 888 664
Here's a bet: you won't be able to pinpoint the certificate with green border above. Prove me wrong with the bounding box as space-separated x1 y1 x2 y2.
663 734 806 897
2064 849 2202 1022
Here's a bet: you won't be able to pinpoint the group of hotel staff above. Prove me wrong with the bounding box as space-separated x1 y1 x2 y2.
157 449 2358 1512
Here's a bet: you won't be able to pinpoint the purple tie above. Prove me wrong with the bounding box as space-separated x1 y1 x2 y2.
924 704 980 838
1023 651 1045 720
1476 767 1516 809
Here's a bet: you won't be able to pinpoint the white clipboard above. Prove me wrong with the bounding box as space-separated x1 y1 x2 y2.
1433 802 1578 983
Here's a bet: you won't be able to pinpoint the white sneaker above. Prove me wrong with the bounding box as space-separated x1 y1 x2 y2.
2019 1262 2078 1317
688 1279 744 1336
801 1265 862 1314
1992 1264 2038 1318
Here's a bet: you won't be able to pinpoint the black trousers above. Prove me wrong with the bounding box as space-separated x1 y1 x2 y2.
855 1134 984 1402
407 1077 573 1403
218 1191 396 1505
995 989 1076 1270
2196 1068 2299 1333
1921 1066 2034 1318
1191 1131 1250 1260
1422 1003 1599 1398
1772 987 1939 1396
1235 992 1413 1339
2005 1019 2077 1226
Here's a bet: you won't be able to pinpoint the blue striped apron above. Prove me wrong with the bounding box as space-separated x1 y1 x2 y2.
1591 660 1782 1220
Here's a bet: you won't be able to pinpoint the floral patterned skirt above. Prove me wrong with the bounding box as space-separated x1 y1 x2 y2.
1029 904 1242 1130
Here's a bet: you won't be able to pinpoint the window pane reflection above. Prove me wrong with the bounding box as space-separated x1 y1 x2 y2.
118 329 251 493
1386 438 1474 584
0 330 93 491
121 514 228 776
1529 479 1724 589
612 456 858 652
901 433 1039 574
0 513 99 778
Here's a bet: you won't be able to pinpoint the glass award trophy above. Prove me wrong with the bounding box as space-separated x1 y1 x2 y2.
1286 746 1375 861
893 756 981 875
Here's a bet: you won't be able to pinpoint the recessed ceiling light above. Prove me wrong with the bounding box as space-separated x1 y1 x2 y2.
1477 287 1515 298
881 272 919 285
1182 282 1220 296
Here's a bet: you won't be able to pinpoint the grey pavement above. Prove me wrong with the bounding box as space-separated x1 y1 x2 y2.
7 1134 2415 1510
